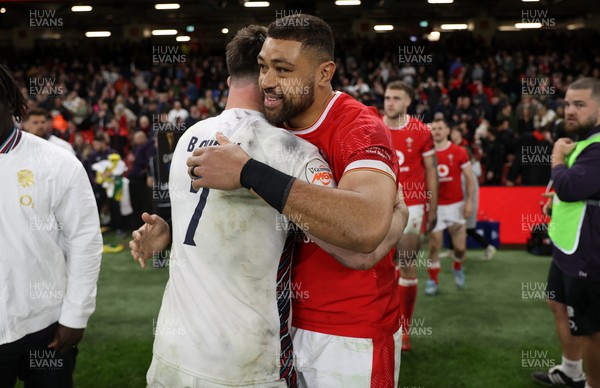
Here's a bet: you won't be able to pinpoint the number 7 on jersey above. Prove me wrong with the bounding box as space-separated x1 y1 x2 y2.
183 188 210 246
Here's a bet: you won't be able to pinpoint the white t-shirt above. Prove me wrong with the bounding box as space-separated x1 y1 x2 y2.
0 130 102 345
152 109 334 385
48 134 76 155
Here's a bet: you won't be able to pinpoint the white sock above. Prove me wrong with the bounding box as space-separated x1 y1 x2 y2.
560 355 583 378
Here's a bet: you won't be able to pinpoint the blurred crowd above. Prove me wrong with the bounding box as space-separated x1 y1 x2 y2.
6 29 600 230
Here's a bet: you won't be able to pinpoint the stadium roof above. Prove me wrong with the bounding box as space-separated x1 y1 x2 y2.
0 0 597 46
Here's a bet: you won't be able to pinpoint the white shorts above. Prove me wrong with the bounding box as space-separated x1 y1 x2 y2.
433 201 466 232
146 355 287 388
291 327 401 388
403 204 425 235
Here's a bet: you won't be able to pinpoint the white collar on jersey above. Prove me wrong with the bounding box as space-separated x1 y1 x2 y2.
287 91 342 135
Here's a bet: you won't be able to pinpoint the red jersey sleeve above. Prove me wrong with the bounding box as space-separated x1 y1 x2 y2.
334 108 398 182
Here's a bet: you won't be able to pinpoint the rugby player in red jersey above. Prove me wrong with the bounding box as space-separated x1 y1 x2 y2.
383 80 438 351
425 118 474 295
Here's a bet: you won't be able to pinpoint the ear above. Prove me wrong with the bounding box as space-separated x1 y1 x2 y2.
316 61 336 87
226 76 231 88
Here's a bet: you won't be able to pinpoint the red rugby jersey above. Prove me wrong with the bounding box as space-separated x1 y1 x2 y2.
387 115 435 206
288 91 401 339
436 142 470 205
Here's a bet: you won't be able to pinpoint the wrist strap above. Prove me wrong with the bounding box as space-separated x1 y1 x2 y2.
240 159 296 213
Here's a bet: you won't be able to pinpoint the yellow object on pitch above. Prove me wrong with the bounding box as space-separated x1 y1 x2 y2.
103 243 125 254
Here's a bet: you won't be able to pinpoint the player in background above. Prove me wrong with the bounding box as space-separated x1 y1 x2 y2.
186 14 408 387
425 118 474 296
0 64 102 388
21 107 76 155
450 126 496 260
383 80 438 352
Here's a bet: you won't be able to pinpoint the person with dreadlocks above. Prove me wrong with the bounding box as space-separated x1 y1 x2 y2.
0 64 103 387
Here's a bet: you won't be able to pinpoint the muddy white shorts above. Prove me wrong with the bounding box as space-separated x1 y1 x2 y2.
291 327 402 388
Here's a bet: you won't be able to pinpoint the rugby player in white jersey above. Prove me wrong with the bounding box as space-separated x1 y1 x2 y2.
129 25 337 388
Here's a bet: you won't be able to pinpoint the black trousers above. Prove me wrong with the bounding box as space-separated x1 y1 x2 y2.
0 322 78 388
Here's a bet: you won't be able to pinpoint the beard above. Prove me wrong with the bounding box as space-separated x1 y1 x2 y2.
566 113 597 139
263 78 315 126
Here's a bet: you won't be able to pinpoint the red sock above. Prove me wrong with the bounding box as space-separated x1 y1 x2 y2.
399 277 418 335
453 259 462 271
428 263 441 284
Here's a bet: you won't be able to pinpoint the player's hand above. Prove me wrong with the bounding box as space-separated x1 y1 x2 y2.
129 212 171 268
48 324 84 353
187 132 250 191
552 138 576 157
394 184 409 241
426 210 437 233
463 201 473 219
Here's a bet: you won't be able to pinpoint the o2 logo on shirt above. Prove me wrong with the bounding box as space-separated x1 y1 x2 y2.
437 164 450 178
396 150 405 166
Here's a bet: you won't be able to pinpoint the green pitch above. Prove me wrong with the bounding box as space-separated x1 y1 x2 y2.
19 234 560 387
398 249 560 388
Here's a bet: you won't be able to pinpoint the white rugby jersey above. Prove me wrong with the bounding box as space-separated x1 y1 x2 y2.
152 109 334 385
0 129 102 345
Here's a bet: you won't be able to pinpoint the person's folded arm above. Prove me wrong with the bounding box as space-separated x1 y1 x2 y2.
552 145 600 202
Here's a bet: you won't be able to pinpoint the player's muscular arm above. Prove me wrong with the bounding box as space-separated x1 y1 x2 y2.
424 154 439 232
187 133 397 255
462 164 475 219
308 186 408 269
283 169 396 255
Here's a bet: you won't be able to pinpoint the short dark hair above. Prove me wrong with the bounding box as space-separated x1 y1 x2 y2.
225 25 268 80
432 117 447 127
267 14 334 63
94 133 107 143
568 77 600 103
24 107 49 122
0 64 28 122
386 80 413 99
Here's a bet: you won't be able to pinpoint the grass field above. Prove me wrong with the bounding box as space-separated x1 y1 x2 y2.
24 233 560 387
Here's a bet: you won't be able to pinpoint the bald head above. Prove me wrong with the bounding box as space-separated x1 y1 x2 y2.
133 131 148 146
